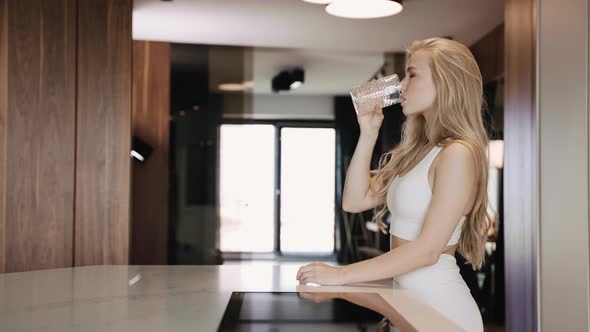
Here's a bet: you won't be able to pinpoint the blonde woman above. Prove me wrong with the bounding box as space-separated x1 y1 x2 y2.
296 38 489 331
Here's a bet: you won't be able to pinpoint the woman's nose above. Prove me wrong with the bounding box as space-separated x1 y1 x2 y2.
400 77 407 94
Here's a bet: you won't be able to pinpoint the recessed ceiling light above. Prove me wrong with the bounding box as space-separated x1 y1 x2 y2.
326 0 403 19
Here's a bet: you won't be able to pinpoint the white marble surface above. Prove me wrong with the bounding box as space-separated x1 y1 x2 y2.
0 264 462 332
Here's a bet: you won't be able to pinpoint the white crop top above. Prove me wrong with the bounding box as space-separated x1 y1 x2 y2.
386 145 465 245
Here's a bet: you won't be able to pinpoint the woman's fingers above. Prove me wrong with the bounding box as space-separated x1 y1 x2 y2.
299 271 314 284
297 262 321 277
297 265 311 280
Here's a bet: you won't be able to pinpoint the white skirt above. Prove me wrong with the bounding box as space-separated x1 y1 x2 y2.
392 253 483 332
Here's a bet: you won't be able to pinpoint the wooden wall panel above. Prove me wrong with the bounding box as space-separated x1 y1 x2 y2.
504 0 537 330
0 0 7 273
470 24 505 84
131 41 170 265
2 0 76 273
75 0 132 266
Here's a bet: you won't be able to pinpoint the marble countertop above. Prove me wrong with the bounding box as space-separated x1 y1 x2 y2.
0 264 462 331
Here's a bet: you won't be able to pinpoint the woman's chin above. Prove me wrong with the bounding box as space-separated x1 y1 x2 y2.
402 106 425 117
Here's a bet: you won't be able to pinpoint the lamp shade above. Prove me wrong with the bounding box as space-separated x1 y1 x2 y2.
326 0 403 19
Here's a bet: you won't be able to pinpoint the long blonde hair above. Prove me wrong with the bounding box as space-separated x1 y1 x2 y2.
371 38 491 269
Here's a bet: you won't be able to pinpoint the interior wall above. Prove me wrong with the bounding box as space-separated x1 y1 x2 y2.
0 0 6 272
504 0 537 330
470 24 505 84
538 0 589 330
0 0 133 272
131 40 171 265
0 0 76 272
75 0 132 266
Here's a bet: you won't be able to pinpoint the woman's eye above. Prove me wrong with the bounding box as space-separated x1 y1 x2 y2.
409 74 415 78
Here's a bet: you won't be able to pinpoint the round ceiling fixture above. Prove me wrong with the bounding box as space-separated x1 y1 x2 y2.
326 0 403 19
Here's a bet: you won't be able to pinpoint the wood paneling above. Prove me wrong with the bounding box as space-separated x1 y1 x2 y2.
470 24 505 83
131 41 170 265
75 0 132 266
2 0 76 273
504 0 537 330
0 0 7 273
0 0 133 273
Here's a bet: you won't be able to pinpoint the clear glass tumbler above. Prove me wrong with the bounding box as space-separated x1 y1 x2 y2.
349 73 402 116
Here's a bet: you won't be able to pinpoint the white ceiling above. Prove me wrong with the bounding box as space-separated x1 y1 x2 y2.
133 0 504 52
250 48 384 94
134 0 504 95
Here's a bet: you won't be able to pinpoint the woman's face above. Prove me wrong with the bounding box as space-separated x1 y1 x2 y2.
399 50 437 117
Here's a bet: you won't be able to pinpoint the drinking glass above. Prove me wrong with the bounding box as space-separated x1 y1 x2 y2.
349 73 402 115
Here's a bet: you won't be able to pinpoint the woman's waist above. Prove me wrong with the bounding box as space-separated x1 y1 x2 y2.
390 235 458 257
394 254 462 287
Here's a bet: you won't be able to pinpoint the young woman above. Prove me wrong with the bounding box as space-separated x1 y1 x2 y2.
296 37 490 331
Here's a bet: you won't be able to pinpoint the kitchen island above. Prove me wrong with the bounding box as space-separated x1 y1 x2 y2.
0 264 463 331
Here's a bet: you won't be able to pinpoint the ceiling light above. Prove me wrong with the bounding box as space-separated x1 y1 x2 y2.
218 81 255 92
290 81 303 90
272 68 305 93
326 0 403 19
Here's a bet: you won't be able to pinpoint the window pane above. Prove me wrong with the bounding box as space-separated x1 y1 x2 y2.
280 128 335 254
219 125 276 252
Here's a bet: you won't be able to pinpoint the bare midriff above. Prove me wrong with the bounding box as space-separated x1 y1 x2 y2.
390 235 458 257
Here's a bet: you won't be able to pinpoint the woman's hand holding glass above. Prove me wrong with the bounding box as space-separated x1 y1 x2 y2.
357 103 384 136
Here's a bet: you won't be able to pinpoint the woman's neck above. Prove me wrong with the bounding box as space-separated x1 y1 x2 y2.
422 109 433 125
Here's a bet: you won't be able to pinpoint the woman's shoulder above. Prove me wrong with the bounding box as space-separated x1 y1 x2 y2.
439 138 480 154
434 140 478 170
440 140 473 154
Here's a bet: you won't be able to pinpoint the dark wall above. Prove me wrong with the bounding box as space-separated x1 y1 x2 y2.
470 24 505 84
470 24 505 140
0 0 6 272
0 0 132 272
